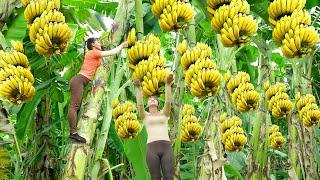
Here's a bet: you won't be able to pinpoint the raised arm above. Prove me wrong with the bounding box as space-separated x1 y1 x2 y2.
133 78 147 119
101 41 128 57
162 73 173 116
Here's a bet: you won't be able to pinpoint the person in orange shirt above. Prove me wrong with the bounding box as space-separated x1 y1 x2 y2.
69 37 128 143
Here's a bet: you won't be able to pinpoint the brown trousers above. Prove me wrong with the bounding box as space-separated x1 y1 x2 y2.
68 74 90 133
147 140 174 180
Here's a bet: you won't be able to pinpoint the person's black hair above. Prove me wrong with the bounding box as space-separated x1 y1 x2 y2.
86 38 97 50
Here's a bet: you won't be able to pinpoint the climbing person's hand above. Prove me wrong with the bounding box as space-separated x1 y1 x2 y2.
121 41 129 48
166 73 174 84
133 78 141 87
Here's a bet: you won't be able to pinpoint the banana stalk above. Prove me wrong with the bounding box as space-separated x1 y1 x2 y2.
90 67 126 178
247 40 270 180
134 0 144 39
172 32 186 178
63 0 132 178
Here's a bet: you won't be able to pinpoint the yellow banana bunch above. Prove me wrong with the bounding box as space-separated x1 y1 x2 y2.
269 125 285 149
195 43 213 58
177 39 188 56
22 0 71 56
24 0 61 25
301 110 320 127
269 125 279 134
127 41 161 66
112 103 141 139
281 26 319 58
272 11 311 43
264 82 292 118
151 0 176 17
231 82 254 103
111 99 120 109
268 92 289 110
295 93 320 127
220 116 242 133
29 9 66 42
296 93 316 111
115 112 138 129
271 99 293 118
227 72 259 113
181 122 202 142
158 1 194 32
298 103 318 119
265 82 286 101
181 115 199 127
224 133 247 152
220 115 247 151
226 71 250 94
206 0 232 16
211 3 249 33
180 44 212 71
220 14 257 47
4 51 30 68
180 48 202 70
235 90 259 112
0 66 35 83
0 76 36 105
184 58 216 85
112 101 136 119
34 22 72 56
141 68 170 97
131 55 166 80
117 119 141 139
10 40 24 53
189 70 221 98
127 28 136 47
268 0 306 27
182 104 195 116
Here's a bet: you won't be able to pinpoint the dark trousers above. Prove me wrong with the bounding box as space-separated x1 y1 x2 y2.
68 74 90 133
147 140 174 180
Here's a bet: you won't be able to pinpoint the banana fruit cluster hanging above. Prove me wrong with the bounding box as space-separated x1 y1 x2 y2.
207 0 258 47
0 41 36 105
225 71 259 113
112 99 142 139
0 146 10 179
269 125 286 149
21 0 72 56
150 0 194 32
264 82 292 119
268 0 319 58
295 93 320 127
181 104 202 142
180 42 222 98
220 114 247 152
127 30 171 97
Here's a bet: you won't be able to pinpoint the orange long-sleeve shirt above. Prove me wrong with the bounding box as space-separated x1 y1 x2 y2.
79 50 102 80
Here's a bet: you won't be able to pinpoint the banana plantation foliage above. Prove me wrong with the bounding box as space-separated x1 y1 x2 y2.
0 0 320 179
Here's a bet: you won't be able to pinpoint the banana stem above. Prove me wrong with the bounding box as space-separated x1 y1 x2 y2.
134 0 144 39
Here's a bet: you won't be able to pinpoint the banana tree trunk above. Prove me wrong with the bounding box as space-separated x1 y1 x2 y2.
291 61 319 179
63 0 131 178
247 42 270 180
90 67 126 178
198 105 227 180
173 19 196 177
